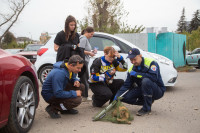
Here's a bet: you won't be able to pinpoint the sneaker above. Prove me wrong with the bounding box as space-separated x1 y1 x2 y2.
87 97 92 101
82 97 92 102
60 109 79 114
136 108 151 116
45 105 61 119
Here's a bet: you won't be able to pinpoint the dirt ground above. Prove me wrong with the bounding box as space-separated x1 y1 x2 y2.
29 69 200 133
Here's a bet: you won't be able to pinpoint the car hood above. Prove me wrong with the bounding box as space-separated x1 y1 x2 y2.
146 51 173 65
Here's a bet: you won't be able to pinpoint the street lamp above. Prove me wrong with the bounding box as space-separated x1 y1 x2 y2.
29 32 32 43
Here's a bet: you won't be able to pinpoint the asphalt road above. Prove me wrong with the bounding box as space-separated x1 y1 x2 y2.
29 69 200 133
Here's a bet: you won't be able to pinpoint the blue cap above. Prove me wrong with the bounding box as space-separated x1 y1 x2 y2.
127 48 140 58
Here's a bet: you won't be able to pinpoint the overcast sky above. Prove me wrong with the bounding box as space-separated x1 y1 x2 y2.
1 0 199 40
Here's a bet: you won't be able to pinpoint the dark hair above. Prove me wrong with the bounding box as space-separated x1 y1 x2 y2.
64 15 77 41
81 26 94 35
68 55 84 66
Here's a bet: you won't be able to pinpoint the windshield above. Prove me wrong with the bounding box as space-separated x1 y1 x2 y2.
24 45 42 51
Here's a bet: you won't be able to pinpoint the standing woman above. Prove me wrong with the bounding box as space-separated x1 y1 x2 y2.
54 15 80 62
79 26 95 101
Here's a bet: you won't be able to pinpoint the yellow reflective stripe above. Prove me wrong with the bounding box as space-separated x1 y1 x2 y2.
116 66 127 72
128 65 134 73
144 57 154 68
137 75 142 78
96 73 100 76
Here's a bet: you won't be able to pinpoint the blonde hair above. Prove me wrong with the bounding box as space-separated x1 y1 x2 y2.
104 46 115 58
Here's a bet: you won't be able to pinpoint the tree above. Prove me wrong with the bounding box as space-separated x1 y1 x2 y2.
2 31 16 44
177 8 187 33
188 10 200 33
181 26 200 51
189 26 200 50
79 0 144 34
0 0 31 47
119 23 145 33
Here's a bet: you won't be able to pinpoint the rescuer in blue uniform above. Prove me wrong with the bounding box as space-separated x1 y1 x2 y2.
115 48 166 116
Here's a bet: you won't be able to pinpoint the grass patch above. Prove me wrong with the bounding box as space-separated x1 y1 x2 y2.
176 65 196 72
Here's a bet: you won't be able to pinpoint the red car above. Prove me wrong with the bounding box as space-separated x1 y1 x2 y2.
0 49 39 133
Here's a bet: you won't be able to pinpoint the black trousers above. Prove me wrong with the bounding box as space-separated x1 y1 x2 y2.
90 79 124 107
80 61 89 97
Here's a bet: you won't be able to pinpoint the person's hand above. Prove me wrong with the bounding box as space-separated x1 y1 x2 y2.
89 51 95 57
109 69 116 75
130 70 137 77
114 51 121 58
76 90 81 96
92 48 98 54
74 81 80 87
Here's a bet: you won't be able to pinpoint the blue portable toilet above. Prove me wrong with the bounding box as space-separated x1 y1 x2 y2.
148 32 186 68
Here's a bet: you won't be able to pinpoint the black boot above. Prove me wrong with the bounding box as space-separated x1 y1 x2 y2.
60 109 79 114
45 105 61 119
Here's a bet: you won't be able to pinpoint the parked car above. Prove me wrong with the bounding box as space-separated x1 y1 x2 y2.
186 48 200 68
0 49 39 133
35 32 178 86
4 48 22 54
186 50 191 55
17 44 43 64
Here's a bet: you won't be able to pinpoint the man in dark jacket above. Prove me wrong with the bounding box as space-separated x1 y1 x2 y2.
115 48 166 116
41 55 85 118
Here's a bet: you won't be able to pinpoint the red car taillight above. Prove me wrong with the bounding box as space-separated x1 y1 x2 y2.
37 48 48 56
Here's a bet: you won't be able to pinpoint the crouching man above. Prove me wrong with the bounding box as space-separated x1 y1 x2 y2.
115 48 166 116
89 46 128 107
41 55 85 118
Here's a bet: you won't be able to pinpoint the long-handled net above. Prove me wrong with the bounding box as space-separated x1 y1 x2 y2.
93 90 134 124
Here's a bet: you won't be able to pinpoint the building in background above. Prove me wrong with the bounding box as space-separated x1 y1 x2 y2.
40 32 50 44
146 27 168 34
16 37 32 45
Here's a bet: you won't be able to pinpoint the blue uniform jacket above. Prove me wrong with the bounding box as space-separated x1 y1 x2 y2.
41 61 79 102
117 57 166 97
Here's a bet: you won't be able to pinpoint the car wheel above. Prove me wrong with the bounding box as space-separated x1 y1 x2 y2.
198 60 200 68
1 76 36 133
39 65 53 84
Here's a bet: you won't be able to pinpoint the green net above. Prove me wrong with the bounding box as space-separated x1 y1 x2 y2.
94 98 134 124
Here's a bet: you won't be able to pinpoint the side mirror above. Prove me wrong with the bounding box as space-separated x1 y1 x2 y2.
112 45 121 53
19 49 23 52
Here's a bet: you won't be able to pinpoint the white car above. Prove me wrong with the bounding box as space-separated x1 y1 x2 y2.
35 32 177 86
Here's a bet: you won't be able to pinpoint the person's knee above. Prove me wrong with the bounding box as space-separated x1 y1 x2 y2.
104 92 113 100
64 97 82 109
80 83 85 92
96 92 112 101
115 79 124 86
141 78 153 87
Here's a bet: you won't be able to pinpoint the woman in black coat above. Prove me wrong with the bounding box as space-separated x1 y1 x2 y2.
54 15 83 62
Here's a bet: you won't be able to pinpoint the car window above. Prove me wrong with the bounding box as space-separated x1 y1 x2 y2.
24 45 42 51
115 39 132 53
192 49 200 54
89 37 117 51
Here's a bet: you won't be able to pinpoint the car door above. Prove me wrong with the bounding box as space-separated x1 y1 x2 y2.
89 34 131 80
188 49 200 65
0 66 3 121
192 49 200 65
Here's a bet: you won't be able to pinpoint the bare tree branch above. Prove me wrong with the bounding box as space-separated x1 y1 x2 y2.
0 0 30 46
